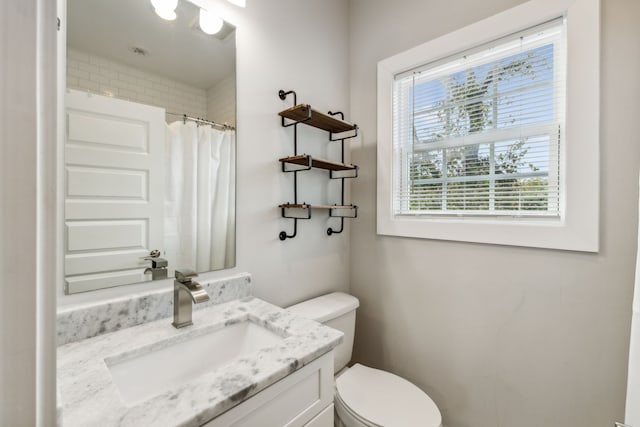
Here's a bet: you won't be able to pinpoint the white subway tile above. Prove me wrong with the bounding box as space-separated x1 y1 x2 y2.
100 68 118 79
151 82 169 92
139 78 154 89
66 76 79 88
67 68 89 79
67 48 89 62
89 74 109 84
117 88 137 100
77 78 100 91
118 73 138 85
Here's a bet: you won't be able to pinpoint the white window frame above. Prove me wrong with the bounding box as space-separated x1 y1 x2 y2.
377 0 599 252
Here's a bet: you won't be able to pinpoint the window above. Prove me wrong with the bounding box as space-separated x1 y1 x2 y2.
394 20 564 218
377 0 599 251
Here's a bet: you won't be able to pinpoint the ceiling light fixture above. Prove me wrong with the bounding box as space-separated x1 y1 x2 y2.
151 0 178 21
226 0 246 7
199 8 224 35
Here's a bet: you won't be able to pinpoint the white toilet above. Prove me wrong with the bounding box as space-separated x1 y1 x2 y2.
287 292 443 427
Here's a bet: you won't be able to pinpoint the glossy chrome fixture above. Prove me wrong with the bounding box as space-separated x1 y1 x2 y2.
150 0 244 31
150 0 178 20
172 269 210 328
199 7 224 35
227 0 246 7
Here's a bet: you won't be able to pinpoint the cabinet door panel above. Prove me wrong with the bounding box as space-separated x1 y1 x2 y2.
203 352 333 427
303 404 333 427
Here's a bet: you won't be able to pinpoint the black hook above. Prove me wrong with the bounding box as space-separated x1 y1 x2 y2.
280 218 297 240
327 111 345 120
279 89 297 105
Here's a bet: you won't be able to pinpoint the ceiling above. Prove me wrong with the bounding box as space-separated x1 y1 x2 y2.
67 0 236 89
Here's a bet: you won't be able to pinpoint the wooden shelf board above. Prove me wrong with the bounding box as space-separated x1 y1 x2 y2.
278 104 357 134
279 155 357 171
279 203 357 210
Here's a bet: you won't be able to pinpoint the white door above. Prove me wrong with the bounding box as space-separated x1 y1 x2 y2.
65 90 165 293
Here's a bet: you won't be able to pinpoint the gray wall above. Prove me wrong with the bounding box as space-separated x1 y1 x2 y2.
233 0 351 307
348 0 640 426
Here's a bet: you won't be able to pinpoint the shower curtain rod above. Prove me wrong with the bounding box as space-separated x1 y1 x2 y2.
166 112 235 130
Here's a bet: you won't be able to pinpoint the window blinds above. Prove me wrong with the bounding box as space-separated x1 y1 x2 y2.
392 18 566 217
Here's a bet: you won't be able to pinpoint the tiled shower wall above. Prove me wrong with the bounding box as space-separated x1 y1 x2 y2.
66 47 208 120
206 73 236 127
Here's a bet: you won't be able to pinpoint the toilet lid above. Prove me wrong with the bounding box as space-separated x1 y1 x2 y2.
335 364 442 427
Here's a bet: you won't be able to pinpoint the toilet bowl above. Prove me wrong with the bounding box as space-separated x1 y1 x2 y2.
287 292 442 427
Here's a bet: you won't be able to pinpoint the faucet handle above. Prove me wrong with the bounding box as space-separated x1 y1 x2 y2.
150 257 168 269
141 249 162 260
175 269 198 282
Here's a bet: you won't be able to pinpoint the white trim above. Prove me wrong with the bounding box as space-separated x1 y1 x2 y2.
37 0 59 424
1 0 58 425
377 0 599 252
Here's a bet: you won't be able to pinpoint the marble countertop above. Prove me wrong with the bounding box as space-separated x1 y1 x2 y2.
57 297 343 427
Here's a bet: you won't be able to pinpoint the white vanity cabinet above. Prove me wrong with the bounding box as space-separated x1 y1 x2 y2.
203 351 334 427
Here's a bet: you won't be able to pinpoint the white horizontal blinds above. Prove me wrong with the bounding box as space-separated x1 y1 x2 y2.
392 18 566 217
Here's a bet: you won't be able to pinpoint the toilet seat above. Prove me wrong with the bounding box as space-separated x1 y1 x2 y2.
335 391 381 427
335 364 442 427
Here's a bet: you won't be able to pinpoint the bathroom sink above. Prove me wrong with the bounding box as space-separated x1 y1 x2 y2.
106 320 284 404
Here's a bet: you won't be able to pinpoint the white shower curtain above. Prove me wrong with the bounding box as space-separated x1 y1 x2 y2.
627 174 640 425
164 121 235 274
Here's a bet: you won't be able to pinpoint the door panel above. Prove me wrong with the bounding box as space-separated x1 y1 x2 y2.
66 220 147 252
65 249 149 276
67 111 148 151
66 166 148 199
65 90 165 294
65 269 148 293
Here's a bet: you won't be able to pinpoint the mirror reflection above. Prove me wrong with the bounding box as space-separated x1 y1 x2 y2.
64 0 236 294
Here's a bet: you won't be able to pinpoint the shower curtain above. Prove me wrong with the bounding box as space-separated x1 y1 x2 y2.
627 175 640 425
164 121 236 273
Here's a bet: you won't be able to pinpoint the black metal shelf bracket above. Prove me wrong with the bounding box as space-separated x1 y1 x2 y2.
329 126 359 142
327 112 359 141
279 90 313 129
327 217 344 235
329 205 359 219
280 205 313 220
279 89 304 240
280 219 297 241
281 155 313 173
327 206 358 235
279 204 312 241
279 89 295 103
327 111 357 237
329 165 359 180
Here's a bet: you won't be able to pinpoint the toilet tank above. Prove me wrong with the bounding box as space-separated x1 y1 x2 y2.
287 292 359 373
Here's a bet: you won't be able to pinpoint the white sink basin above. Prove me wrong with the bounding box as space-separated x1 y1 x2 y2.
106 320 284 404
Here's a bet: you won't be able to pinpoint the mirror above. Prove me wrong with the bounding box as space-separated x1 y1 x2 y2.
64 0 236 294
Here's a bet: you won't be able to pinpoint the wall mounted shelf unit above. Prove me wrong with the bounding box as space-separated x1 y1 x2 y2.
277 89 359 241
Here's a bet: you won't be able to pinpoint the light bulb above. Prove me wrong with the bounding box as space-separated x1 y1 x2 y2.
151 0 178 20
227 0 246 7
199 8 224 35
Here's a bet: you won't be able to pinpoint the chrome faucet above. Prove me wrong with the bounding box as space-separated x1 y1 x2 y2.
172 269 210 328
143 250 168 281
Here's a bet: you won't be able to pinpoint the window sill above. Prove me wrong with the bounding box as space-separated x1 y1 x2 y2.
377 213 597 252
